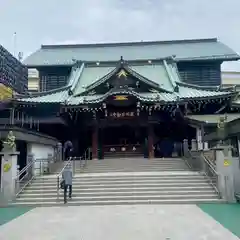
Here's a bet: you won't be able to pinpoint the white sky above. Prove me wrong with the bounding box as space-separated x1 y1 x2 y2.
0 0 239 70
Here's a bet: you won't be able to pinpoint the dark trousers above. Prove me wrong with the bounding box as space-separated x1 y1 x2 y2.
64 184 72 203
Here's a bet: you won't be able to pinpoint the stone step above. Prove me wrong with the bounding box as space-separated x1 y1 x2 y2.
33 175 206 183
78 168 189 173
26 182 212 190
18 190 216 198
103 155 143 157
83 165 188 169
15 193 219 203
104 153 142 156
83 160 187 163
82 165 188 169
28 178 209 187
11 198 224 207
22 185 214 194
85 160 185 164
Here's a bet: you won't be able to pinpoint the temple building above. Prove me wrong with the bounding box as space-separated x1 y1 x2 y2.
1 38 240 160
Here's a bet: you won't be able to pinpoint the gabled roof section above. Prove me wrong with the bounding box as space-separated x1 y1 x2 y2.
24 38 239 67
65 88 178 105
73 65 116 96
129 59 177 92
73 57 182 96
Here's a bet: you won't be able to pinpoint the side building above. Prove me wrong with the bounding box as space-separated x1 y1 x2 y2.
222 71 240 91
7 37 239 160
0 45 28 95
0 45 28 182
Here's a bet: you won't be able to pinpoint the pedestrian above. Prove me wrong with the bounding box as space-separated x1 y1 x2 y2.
63 140 73 161
62 164 73 204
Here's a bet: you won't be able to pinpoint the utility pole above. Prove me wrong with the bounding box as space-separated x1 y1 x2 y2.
13 32 17 57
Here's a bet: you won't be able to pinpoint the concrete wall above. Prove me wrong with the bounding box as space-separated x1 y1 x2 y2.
232 157 240 194
27 143 55 175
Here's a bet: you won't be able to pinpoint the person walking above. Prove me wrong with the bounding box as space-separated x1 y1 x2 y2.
62 164 73 204
63 140 73 161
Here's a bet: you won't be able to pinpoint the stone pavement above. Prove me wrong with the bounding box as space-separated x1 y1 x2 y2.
0 205 239 240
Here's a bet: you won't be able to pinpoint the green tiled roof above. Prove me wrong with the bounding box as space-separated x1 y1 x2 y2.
74 65 115 95
177 85 232 99
65 87 233 106
130 64 174 92
66 90 177 105
73 59 180 95
231 95 240 106
17 58 236 104
17 89 69 103
24 38 239 66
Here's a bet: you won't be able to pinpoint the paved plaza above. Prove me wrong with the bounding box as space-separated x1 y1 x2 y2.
0 205 239 240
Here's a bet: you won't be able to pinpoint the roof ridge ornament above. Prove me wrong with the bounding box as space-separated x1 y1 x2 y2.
174 85 179 92
119 56 126 66
68 89 73 96
116 69 128 78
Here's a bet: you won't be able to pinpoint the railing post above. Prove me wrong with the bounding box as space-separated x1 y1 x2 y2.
57 176 60 201
27 153 34 174
73 157 76 175
183 139 189 157
57 142 63 162
204 141 209 150
191 139 197 151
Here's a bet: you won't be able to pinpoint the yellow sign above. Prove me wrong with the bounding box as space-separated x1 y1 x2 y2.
114 95 128 101
3 163 12 172
0 83 13 100
224 159 231 166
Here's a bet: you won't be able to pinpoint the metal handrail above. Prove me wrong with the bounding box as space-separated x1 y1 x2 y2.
201 154 220 197
15 158 38 197
184 148 220 197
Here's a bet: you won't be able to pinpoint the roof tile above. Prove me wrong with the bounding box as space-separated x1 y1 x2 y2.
24 38 239 66
17 90 69 103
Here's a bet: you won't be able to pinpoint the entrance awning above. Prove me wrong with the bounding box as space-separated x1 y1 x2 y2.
185 114 240 126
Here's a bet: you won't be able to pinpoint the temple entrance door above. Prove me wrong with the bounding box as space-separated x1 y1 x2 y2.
103 125 137 146
100 124 144 158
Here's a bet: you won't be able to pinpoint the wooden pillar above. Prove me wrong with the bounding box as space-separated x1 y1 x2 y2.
92 125 98 160
148 124 154 159
10 107 15 125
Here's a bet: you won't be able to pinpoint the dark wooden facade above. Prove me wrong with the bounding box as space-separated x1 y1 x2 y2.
38 66 71 91
177 61 221 86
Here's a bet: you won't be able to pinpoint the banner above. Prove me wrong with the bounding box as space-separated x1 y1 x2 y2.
0 83 13 100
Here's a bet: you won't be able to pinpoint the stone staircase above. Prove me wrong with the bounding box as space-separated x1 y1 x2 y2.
103 151 143 159
12 158 223 206
77 158 190 173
